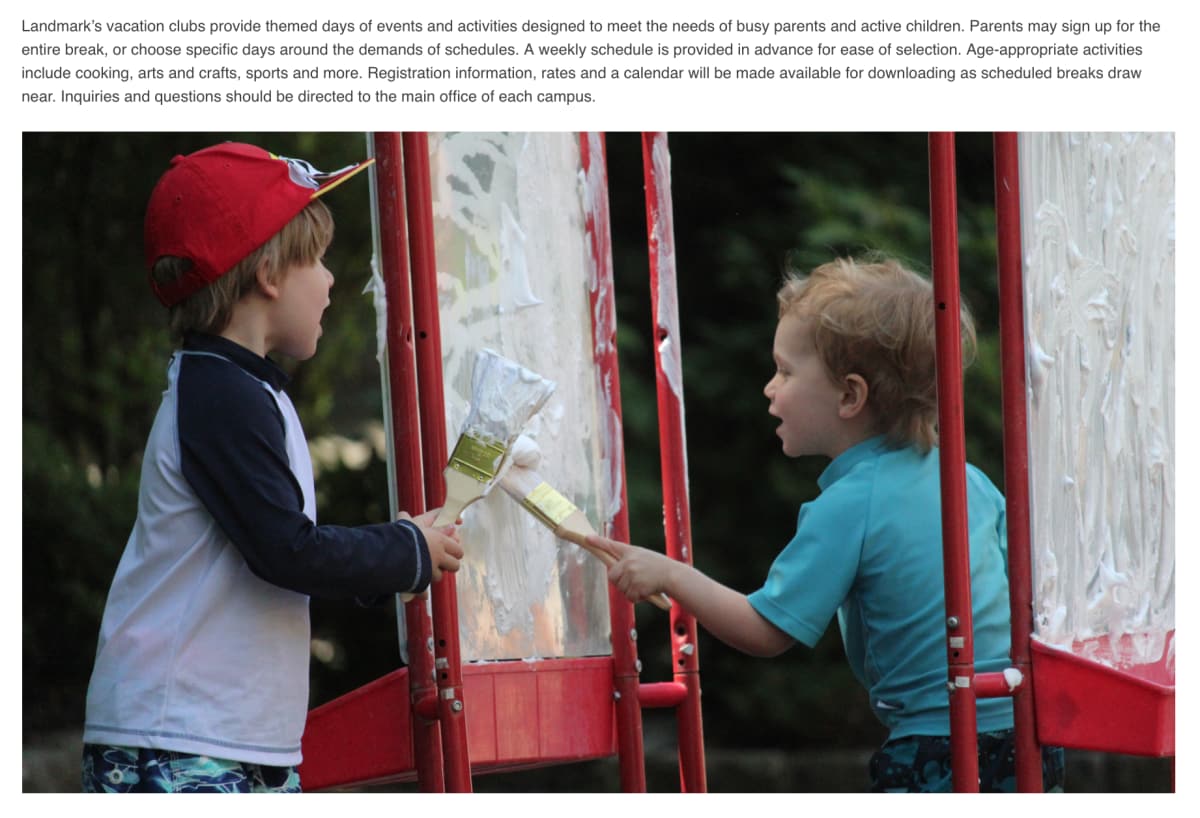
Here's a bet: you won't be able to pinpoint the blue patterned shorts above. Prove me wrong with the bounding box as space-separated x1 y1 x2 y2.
869 730 1065 792
82 743 301 793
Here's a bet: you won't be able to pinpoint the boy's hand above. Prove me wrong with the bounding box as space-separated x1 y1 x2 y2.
586 534 674 603
400 509 464 582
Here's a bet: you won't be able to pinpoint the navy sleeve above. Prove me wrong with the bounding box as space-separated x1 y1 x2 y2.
176 355 432 600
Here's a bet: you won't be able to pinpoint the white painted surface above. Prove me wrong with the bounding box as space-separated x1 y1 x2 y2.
1019 132 1174 667
426 132 614 661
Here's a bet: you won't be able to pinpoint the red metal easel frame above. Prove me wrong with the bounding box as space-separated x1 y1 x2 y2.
299 132 706 792
640 132 707 792
933 132 1174 792
992 132 1044 791
580 131 650 792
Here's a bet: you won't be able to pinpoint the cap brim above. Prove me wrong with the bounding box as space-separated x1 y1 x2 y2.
312 157 375 199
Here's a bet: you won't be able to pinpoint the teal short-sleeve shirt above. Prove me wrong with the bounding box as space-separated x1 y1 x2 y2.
747 436 1014 739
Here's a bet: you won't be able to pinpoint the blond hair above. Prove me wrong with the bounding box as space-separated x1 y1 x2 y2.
152 200 334 342
777 256 976 453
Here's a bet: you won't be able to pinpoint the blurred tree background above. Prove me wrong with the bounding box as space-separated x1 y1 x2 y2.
22 131 1073 790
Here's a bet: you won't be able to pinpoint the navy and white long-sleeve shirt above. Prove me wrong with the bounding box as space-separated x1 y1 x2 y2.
85 333 429 766
174 333 430 598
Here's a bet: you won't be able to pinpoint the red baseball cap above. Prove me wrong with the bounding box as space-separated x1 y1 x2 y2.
144 142 374 306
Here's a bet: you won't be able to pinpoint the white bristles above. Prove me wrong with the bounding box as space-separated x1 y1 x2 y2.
461 349 556 444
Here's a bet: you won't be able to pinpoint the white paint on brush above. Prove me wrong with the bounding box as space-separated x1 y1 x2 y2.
509 433 542 469
460 348 555 445
487 433 542 497
1019 132 1174 667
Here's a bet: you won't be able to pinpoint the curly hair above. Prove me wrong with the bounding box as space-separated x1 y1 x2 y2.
777 256 976 452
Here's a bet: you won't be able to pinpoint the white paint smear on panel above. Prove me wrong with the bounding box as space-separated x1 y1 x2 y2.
647 133 692 532
1019 132 1174 667
428 132 612 662
580 131 626 527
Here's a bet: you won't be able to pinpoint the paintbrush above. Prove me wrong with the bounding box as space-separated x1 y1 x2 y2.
434 348 556 526
399 350 555 603
497 438 672 611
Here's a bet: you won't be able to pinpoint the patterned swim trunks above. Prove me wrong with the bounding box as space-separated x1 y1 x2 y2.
869 730 1066 792
82 744 301 793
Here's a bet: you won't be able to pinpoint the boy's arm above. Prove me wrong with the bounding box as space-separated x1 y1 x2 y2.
177 354 451 599
589 535 795 658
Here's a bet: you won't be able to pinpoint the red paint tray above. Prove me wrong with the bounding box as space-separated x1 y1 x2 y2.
1030 630 1174 756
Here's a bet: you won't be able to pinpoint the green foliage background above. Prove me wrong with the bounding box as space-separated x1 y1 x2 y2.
23 131 1007 780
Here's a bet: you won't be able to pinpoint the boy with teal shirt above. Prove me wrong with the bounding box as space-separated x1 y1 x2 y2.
589 256 1064 792
749 435 1014 738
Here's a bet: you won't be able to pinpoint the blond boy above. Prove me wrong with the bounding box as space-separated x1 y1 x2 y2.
590 257 1064 791
83 143 462 792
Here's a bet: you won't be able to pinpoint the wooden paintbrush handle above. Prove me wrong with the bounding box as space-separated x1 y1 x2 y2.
496 474 673 612
555 525 672 611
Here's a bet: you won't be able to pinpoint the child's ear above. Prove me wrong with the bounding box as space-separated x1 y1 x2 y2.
838 374 869 419
254 261 281 300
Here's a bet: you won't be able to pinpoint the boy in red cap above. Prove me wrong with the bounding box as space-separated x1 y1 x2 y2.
81 143 464 793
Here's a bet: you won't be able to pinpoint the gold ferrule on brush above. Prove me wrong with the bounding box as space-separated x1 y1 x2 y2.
522 482 579 530
446 434 507 483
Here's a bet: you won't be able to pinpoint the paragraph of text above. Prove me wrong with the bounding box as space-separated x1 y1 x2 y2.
18 14 1165 109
